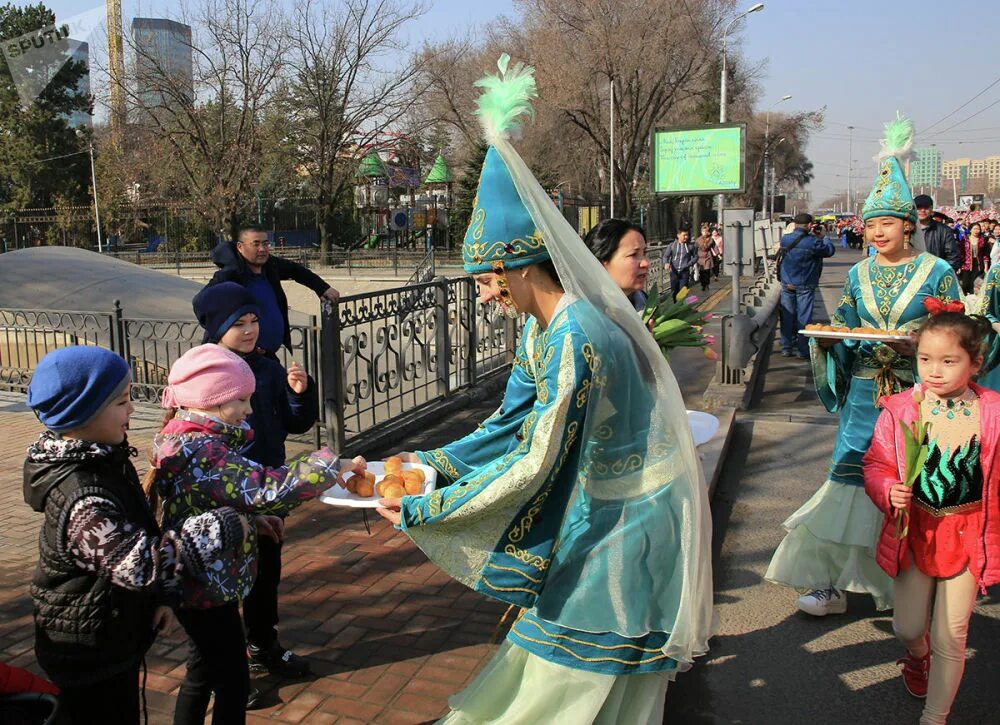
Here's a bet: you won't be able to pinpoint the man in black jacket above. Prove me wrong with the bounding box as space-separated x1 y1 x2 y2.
208 225 340 355
913 195 961 270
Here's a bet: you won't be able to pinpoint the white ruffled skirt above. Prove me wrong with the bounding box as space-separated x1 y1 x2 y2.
765 479 893 610
437 641 669 724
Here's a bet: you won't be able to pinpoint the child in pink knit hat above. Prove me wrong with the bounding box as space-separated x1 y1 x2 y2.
144 344 363 723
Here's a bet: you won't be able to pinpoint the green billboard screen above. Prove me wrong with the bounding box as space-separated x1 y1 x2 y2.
650 124 746 195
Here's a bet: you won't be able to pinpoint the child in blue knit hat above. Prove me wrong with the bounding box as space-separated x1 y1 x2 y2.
192 281 320 681
23 345 250 725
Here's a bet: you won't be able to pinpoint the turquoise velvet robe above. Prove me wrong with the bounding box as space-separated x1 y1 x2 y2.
977 265 1000 392
810 253 961 487
405 298 679 675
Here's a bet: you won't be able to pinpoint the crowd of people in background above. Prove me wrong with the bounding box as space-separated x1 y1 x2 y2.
835 196 1000 295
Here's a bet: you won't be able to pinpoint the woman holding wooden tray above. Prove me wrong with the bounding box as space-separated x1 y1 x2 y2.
766 116 962 617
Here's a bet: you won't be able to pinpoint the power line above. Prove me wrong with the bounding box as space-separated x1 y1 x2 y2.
926 97 1000 138
923 74 1000 134
29 150 88 165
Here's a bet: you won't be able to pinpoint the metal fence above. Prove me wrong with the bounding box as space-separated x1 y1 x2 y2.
319 277 517 449
104 246 466 277
1 278 516 452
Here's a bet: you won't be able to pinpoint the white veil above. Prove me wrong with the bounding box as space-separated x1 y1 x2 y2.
489 134 714 673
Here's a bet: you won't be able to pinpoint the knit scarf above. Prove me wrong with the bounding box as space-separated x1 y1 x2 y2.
25 430 136 463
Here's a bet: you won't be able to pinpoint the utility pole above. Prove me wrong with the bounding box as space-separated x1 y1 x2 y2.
720 4 764 317
847 125 854 216
609 78 615 218
762 95 791 218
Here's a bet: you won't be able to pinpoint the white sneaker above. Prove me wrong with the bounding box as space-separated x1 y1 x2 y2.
795 587 847 616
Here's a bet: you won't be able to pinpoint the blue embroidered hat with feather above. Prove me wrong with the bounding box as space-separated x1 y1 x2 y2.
862 114 918 223
462 54 550 274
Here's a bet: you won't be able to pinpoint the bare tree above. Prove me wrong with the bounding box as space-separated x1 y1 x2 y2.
282 0 427 257
413 37 492 152
508 0 735 218
744 109 822 211
118 0 286 242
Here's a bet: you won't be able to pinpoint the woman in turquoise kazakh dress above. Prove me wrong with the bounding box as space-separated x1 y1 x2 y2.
766 116 962 616
376 55 713 724
974 266 1000 391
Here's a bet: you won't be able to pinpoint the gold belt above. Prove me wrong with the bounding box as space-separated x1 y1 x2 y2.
914 500 982 517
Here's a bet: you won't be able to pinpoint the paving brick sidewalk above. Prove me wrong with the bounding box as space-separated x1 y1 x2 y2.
0 392 506 724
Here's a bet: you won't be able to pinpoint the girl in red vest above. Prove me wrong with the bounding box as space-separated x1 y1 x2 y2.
864 302 1000 724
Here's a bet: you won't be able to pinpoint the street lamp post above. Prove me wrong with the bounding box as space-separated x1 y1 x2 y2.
771 137 786 220
847 125 854 215
762 95 792 218
77 130 103 253
720 2 764 317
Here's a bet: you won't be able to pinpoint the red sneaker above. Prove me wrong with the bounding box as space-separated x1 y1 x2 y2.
896 644 930 699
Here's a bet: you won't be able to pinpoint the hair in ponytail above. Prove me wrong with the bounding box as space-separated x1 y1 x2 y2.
142 408 177 517
914 311 992 362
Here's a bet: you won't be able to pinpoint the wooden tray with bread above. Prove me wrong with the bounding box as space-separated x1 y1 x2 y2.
799 323 912 342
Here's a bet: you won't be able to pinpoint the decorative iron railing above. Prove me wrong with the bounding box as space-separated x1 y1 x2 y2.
2 278 517 452
406 248 436 285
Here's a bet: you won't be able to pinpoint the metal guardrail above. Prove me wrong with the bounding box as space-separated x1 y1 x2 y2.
406 248 436 285
1 277 517 451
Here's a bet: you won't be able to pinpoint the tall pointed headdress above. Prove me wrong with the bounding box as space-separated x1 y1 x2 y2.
862 114 917 223
461 55 549 273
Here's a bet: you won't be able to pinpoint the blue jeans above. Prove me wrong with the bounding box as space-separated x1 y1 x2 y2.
779 284 817 357
669 267 692 301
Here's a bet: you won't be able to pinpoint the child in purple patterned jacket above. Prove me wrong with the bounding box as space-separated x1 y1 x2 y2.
145 344 362 724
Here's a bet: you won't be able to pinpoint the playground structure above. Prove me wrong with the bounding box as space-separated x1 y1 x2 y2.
354 148 455 252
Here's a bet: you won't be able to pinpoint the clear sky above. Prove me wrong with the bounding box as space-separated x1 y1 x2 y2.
43 0 1000 207
738 0 1000 205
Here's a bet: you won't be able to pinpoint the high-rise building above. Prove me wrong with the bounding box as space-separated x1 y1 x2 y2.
907 146 940 190
61 39 92 128
941 157 969 182
131 18 194 114
942 155 1000 193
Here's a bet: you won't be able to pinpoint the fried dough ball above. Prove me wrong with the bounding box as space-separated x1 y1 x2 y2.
355 480 374 498
383 483 406 498
402 469 425 485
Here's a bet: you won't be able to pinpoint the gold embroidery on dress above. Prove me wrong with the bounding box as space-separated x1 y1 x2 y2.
510 630 671 665
428 449 459 482
479 575 540 596
485 561 544 584
857 255 937 329
517 618 667 653
501 544 550 570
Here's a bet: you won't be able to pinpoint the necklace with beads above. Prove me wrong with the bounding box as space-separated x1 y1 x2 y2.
925 391 977 419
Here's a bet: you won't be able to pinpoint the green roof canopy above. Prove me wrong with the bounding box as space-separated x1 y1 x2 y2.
424 153 454 184
358 152 386 178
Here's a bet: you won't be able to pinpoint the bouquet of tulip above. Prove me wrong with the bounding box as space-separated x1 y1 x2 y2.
642 283 718 360
896 385 932 539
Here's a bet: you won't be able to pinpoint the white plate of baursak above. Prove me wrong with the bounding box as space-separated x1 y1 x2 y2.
800 323 912 342
319 457 437 508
